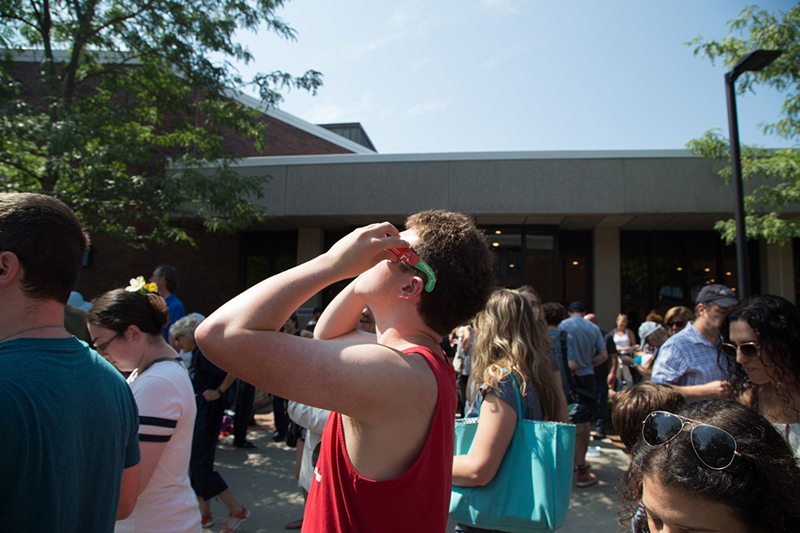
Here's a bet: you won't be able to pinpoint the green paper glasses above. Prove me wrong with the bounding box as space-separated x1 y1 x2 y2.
388 247 436 292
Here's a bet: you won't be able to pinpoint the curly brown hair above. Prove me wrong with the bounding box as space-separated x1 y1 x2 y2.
404 210 494 336
720 295 800 418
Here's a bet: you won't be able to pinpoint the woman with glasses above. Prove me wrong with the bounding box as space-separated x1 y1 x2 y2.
87 285 202 533
663 306 694 337
719 294 800 456
620 400 800 533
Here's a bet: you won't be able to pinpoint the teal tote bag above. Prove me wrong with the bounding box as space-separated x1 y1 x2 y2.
449 377 576 532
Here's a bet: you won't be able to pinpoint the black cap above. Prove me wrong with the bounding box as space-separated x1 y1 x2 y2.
568 301 587 313
696 284 738 307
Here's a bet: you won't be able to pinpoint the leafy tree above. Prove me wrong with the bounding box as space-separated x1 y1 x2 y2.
686 4 799 246
0 0 322 246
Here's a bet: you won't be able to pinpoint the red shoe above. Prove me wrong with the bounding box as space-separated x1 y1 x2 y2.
221 506 250 533
201 513 214 528
575 464 597 488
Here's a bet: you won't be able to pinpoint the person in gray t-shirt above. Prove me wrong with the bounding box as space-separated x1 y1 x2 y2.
558 301 608 489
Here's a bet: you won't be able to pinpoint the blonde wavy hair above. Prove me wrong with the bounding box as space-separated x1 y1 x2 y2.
470 289 561 421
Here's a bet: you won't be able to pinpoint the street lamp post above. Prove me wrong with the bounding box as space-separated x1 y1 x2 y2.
724 49 782 299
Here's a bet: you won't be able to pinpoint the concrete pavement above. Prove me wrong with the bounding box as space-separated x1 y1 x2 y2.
202 411 630 533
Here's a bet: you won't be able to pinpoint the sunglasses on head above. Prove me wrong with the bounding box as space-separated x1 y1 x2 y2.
667 320 686 328
387 247 436 292
719 341 761 360
642 411 745 471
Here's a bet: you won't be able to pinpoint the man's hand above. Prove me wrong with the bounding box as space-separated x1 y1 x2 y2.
322 222 408 280
672 380 733 402
704 380 733 400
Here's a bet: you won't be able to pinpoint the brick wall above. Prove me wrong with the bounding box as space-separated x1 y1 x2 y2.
12 57 358 311
75 223 241 317
10 60 355 157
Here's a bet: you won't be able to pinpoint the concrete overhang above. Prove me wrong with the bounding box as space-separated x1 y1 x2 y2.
228 149 797 232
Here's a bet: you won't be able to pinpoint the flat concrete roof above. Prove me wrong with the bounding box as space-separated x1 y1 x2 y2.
231 149 774 232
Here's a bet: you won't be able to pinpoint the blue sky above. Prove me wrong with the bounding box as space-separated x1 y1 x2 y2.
231 0 796 154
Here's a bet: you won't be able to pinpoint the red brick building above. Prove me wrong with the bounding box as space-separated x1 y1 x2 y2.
8 51 375 316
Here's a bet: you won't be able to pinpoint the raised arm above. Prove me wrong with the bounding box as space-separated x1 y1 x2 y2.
195 222 411 420
313 278 375 343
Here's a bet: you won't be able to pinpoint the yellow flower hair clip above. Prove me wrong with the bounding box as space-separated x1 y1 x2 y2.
126 276 159 296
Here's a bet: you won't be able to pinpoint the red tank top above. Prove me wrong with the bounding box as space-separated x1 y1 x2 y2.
302 346 457 533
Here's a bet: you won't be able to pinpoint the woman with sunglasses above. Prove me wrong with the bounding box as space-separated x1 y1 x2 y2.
620 400 800 533
452 289 566 532
87 283 202 533
663 306 694 337
719 294 800 456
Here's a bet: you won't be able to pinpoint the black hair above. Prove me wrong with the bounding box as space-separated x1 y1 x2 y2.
155 265 179 294
0 193 89 304
719 295 800 414
87 288 169 337
619 400 800 533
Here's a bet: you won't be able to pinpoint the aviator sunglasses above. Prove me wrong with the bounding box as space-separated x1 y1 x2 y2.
387 247 436 292
719 341 761 360
642 411 745 470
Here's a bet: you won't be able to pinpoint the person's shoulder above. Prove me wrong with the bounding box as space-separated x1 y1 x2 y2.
558 317 576 330
139 360 192 389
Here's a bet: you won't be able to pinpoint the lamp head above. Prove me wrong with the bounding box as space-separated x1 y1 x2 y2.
730 49 782 81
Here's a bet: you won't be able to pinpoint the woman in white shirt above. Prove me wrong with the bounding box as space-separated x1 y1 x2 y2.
88 280 201 532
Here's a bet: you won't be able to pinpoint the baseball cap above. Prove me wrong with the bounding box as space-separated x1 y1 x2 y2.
568 301 586 313
696 284 738 307
638 321 662 343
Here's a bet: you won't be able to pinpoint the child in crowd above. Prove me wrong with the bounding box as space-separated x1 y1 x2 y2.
611 382 686 452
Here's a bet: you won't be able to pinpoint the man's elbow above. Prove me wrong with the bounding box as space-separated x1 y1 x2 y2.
117 500 135 521
195 319 227 359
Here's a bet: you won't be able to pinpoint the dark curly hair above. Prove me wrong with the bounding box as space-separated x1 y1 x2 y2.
88 288 169 337
619 400 800 533
719 295 800 416
404 210 494 336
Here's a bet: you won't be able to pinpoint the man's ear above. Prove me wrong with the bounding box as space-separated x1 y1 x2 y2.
398 275 425 300
0 251 21 287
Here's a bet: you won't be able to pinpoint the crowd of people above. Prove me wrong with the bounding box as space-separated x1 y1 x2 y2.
3 192 800 533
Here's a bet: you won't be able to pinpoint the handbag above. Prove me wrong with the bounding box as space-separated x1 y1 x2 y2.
450 375 576 532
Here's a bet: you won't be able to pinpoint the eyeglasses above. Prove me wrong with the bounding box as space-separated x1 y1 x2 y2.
641 411 744 470
388 247 436 292
93 332 121 353
667 320 686 329
720 341 761 360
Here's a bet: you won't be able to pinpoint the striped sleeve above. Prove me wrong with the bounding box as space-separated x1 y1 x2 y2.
130 371 184 444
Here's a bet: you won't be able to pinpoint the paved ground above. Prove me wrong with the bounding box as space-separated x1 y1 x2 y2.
202 411 630 533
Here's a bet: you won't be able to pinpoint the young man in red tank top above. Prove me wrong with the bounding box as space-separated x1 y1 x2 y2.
197 210 494 532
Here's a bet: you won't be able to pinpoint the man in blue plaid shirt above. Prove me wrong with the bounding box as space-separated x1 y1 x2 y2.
651 284 737 402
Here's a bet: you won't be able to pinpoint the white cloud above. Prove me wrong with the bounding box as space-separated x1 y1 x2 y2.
303 92 377 123
405 98 452 117
304 104 346 123
479 42 527 69
480 0 516 15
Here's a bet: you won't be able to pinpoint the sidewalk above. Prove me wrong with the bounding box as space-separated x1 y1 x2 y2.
203 412 629 533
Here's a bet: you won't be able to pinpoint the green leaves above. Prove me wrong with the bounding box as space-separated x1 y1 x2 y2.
687 4 800 246
0 0 321 248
